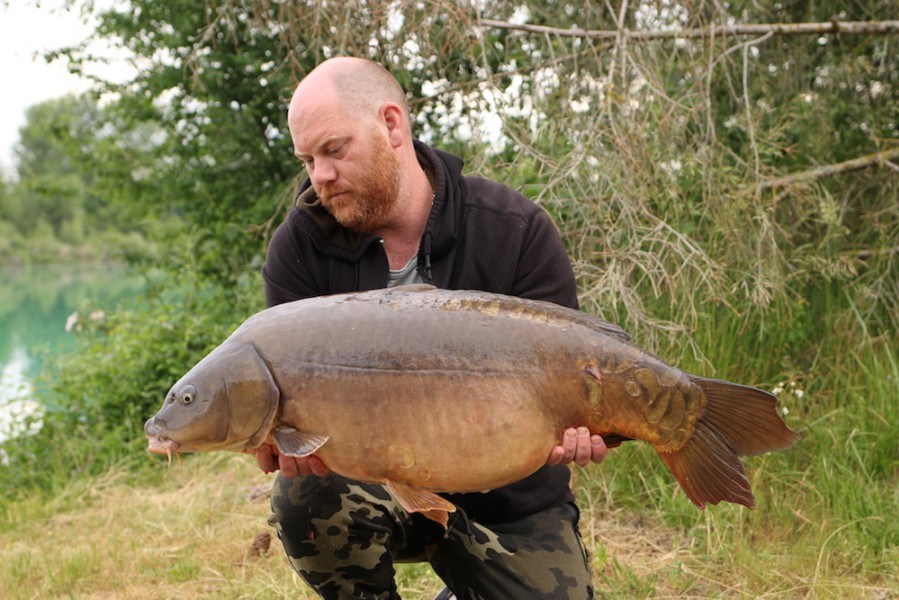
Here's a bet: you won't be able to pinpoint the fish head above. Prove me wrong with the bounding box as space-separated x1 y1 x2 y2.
144 341 279 457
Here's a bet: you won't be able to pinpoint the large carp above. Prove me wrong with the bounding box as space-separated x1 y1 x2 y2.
145 285 798 526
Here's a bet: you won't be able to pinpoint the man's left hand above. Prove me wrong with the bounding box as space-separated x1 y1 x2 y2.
546 427 609 467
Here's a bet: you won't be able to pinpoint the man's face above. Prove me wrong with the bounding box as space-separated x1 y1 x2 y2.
316 125 402 232
291 98 403 233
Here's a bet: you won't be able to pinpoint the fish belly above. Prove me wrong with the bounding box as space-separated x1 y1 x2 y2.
278 367 570 492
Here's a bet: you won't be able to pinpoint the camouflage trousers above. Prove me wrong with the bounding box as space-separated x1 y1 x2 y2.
268 473 594 600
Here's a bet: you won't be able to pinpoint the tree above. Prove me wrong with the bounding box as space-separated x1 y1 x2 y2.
1 95 153 262
56 1 310 285
14 97 87 240
58 0 896 344
13 5 896 571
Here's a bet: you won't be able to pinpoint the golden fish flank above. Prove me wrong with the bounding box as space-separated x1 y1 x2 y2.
145 284 799 527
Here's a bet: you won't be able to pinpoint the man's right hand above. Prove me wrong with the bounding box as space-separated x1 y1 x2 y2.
252 443 331 477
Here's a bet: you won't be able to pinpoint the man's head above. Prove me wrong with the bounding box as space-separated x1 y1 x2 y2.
288 57 413 232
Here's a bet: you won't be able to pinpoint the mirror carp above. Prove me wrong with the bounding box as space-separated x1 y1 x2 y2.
145 285 799 526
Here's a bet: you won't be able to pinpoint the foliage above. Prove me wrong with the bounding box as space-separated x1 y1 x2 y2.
42 1 899 331
53 0 309 285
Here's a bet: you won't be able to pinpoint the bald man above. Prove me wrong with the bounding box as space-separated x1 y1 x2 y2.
256 57 607 599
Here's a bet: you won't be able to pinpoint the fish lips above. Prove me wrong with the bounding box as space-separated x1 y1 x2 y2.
146 435 180 455
144 417 181 455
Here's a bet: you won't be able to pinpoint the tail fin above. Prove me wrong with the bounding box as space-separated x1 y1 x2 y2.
659 377 800 509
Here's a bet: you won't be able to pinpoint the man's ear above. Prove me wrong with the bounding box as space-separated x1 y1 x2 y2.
381 103 407 148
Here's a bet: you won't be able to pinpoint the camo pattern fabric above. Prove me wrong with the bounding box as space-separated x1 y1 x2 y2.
269 473 594 599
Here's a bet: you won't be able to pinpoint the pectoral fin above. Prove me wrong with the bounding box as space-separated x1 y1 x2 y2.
272 426 329 457
386 480 456 529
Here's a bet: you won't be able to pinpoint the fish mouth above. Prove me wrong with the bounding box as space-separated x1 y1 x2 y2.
147 435 182 466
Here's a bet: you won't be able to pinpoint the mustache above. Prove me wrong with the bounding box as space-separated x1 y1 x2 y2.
319 184 351 200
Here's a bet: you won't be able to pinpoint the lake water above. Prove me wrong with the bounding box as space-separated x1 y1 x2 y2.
0 264 145 443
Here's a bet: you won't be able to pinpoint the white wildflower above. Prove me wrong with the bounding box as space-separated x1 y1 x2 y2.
65 311 79 333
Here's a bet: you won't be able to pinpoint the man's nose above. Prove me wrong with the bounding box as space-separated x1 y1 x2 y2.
311 158 337 186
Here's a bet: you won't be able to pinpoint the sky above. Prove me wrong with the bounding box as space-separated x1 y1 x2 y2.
0 0 126 176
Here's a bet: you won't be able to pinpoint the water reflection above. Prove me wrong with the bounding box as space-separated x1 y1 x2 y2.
0 341 41 444
0 264 144 443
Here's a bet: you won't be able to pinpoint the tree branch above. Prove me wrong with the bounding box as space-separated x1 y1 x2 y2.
760 147 899 190
477 19 899 41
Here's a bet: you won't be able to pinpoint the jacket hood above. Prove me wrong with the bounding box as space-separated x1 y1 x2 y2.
293 140 467 276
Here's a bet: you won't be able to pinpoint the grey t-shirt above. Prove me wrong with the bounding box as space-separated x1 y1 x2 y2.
387 255 423 287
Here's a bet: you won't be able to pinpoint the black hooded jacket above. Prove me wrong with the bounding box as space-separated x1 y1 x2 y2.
262 140 578 524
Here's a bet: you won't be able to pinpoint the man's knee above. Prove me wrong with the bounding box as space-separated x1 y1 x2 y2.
269 474 397 560
268 473 419 600
433 503 593 599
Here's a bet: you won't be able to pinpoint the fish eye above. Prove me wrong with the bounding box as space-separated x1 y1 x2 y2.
180 385 198 405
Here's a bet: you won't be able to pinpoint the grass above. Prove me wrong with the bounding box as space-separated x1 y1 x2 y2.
1 453 446 599
2 434 895 599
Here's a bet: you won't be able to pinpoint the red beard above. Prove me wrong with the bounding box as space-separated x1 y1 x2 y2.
319 143 402 232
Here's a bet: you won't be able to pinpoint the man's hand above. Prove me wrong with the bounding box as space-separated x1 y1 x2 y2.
546 427 609 467
252 443 331 477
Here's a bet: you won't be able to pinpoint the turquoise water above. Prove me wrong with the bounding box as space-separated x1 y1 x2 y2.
0 264 144 442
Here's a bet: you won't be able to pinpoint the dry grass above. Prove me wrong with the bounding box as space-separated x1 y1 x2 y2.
1 453 446 599
4 455 287 599
3 453 896 599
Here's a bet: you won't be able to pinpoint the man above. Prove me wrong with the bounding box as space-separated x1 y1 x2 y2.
255 57 608 599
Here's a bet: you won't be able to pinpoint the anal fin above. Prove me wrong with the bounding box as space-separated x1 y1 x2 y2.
386 480 456 528
601 434 633 448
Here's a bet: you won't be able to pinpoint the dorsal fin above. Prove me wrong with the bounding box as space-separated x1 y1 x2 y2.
586 317 631 342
